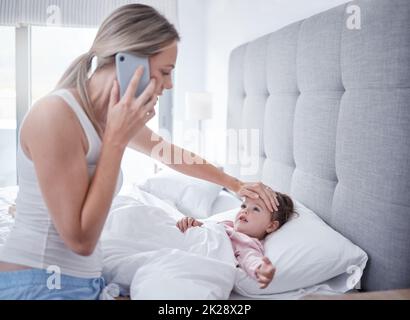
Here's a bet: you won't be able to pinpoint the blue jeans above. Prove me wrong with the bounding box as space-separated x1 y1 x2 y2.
0 268 105 300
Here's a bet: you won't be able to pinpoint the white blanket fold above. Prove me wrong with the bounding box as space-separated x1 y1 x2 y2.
101 197 237 299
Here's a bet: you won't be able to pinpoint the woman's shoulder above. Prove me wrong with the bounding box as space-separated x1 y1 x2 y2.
20 91 87 155
27 91 76 122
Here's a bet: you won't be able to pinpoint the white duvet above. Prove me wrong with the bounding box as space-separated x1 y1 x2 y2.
101 196 238 300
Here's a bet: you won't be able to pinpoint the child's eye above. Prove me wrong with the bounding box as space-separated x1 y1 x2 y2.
253 207 260 212
162 71 171 76
241 204 246 209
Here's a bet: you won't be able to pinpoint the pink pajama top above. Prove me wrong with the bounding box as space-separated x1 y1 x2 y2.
221 221 264 280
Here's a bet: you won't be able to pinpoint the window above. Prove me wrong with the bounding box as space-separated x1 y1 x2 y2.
31 26 97 102
0 26 16 187
0 25 161 187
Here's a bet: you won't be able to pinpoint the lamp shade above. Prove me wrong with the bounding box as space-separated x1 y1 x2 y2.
185 92 213 121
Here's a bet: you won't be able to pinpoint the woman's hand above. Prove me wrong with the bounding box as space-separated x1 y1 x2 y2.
176 217 203 233
103 66 158 150
255 257 276 289
235 181 280 212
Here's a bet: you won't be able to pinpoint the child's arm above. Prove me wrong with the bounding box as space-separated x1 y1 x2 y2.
176 217 203 233
237 248 276 289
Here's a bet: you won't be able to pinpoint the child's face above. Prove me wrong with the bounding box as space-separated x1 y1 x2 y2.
234 197 278 239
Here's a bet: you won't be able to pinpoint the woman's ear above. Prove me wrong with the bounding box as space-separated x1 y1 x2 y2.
266 220 279 234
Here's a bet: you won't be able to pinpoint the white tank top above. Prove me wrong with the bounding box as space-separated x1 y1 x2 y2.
0 89 123 278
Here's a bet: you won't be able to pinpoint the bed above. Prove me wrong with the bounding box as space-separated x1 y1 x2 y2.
0 186 17 245
223 0 410 291
1 0 409 298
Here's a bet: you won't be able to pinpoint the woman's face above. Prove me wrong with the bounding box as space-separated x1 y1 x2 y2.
149 41 178 96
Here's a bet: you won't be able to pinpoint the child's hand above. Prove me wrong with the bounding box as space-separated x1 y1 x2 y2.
255 257 276 289
176 217 203 233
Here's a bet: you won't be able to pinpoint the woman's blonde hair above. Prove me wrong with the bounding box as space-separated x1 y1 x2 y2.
56 4 180 137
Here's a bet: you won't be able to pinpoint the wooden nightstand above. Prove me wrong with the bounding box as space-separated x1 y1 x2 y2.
303 289 410 300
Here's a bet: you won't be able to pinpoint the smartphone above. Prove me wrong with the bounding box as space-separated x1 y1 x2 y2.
115 52 150 98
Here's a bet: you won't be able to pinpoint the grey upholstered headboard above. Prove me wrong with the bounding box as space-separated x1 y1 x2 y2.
225 0 410 291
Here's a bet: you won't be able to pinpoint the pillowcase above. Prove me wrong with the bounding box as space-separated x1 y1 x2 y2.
138 169 222 219
204 200 368 296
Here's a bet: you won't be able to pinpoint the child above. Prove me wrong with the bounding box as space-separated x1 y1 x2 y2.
176 192 295 289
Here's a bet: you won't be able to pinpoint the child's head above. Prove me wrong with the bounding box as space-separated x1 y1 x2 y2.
234 192 295 240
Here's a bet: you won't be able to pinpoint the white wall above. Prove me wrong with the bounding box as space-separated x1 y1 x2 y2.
173 0 208 152
175 0 351 165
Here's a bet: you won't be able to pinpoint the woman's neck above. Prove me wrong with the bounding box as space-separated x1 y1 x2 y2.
87 65 117 133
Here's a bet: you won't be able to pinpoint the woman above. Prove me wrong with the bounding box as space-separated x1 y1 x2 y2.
0 4 279 299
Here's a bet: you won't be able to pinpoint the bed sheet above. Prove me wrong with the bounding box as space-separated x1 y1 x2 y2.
0 186 17 246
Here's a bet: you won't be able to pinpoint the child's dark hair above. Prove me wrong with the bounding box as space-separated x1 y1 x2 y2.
271 192 296 228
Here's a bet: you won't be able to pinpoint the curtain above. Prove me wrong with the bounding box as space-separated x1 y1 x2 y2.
0 0 178 28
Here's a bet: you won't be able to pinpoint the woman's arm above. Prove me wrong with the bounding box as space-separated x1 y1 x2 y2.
24 98 123 256
128 126 279 212
129 126 240 191
25 72 157 256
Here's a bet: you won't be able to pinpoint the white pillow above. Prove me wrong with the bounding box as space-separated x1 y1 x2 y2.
204 200 368 296
209 190 242 215
139 169 222 218
116 185 185 221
